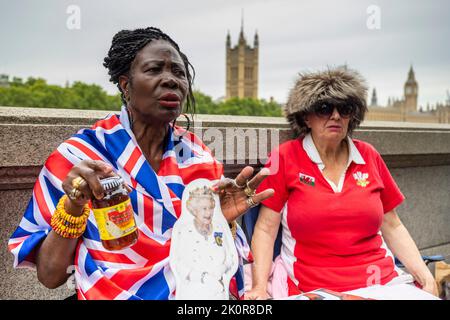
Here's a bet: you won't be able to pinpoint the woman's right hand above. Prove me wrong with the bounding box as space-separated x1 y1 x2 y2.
245 287 270 300
61 160 118 215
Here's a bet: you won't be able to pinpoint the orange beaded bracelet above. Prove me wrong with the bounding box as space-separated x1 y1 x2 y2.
50 195 90 239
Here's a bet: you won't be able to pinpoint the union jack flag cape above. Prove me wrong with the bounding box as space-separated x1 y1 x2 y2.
8 106 252 300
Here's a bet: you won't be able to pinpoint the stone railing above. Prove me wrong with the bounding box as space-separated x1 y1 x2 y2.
1 106 449 299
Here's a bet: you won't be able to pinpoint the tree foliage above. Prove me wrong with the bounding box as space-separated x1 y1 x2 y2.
0 76 121 110
193 91 282 117
0 75 282 117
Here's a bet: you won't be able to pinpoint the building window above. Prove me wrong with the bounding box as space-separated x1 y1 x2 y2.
231 67 238 80
245 67 253 80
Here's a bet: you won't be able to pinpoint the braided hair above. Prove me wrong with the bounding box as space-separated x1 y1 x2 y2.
103 27 196 115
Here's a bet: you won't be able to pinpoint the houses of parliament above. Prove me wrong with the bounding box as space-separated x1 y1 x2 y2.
225 26 450 124
365 66 450 124
225 21 258 100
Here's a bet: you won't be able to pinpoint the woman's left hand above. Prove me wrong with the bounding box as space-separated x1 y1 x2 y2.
212 166 274 223
416 273 439 297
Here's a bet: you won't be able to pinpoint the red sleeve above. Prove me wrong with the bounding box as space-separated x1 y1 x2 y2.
375 152 405 213
256 146 288 213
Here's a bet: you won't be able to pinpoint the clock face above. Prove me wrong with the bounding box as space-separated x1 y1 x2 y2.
406 87 412 94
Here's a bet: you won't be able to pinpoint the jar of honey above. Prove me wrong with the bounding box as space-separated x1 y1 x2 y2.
91 177 138 250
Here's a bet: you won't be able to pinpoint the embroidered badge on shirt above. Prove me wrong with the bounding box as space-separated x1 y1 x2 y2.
299 173 315 186
214 232 223 246
353 171 370 187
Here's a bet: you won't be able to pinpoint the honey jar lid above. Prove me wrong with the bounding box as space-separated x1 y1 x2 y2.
100 176 124 191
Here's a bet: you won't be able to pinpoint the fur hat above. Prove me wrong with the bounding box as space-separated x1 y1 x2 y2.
284 67 368 136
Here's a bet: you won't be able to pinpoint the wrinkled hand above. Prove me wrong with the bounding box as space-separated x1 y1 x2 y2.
212 166 274 223
62 160 128 215
245 287 270 300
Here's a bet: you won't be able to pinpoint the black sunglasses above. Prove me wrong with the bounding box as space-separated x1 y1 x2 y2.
312 102 356 118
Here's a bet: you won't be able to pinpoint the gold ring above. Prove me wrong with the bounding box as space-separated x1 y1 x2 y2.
68 188 81 201
244 187 255 197
246 197 258 208
72 177 86 190
244 181 255 197
233 179 246 189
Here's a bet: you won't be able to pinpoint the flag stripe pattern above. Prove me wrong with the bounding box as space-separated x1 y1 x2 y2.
9 106 252 300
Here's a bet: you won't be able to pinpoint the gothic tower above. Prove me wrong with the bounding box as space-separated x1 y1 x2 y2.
225 18 259 99
404 65 418 112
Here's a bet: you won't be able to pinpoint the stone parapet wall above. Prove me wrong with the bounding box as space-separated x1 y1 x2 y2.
1 106 449 299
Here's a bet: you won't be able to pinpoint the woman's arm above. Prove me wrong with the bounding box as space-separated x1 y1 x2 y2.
36 194 91 288
245 205 282 300
381 210 439 296
36 221 79 288
36 160 116 289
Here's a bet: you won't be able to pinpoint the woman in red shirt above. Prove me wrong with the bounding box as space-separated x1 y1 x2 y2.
247 67 438 299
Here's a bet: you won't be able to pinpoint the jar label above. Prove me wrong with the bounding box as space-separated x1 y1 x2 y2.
93 199 137 241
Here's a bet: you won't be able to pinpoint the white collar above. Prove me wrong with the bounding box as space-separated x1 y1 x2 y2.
302 132 365 170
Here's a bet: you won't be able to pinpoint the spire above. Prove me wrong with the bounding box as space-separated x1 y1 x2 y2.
254 29 259 47
407 64 417 83
239 9 245 44
226 30 231 48
241 8 244 33
371 88 378 106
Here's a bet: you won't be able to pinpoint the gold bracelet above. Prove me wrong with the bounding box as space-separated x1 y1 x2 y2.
51 195 90 239
229 220 237 240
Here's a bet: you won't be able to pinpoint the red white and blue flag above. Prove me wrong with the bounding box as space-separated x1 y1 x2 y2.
8 106 252 300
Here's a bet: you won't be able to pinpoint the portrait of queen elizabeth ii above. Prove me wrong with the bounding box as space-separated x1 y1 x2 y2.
169 179 238 300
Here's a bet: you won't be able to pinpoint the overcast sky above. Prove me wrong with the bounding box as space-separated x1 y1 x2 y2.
1 0 449 108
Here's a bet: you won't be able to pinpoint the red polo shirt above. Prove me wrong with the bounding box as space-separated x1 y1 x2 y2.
257 137 405 293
